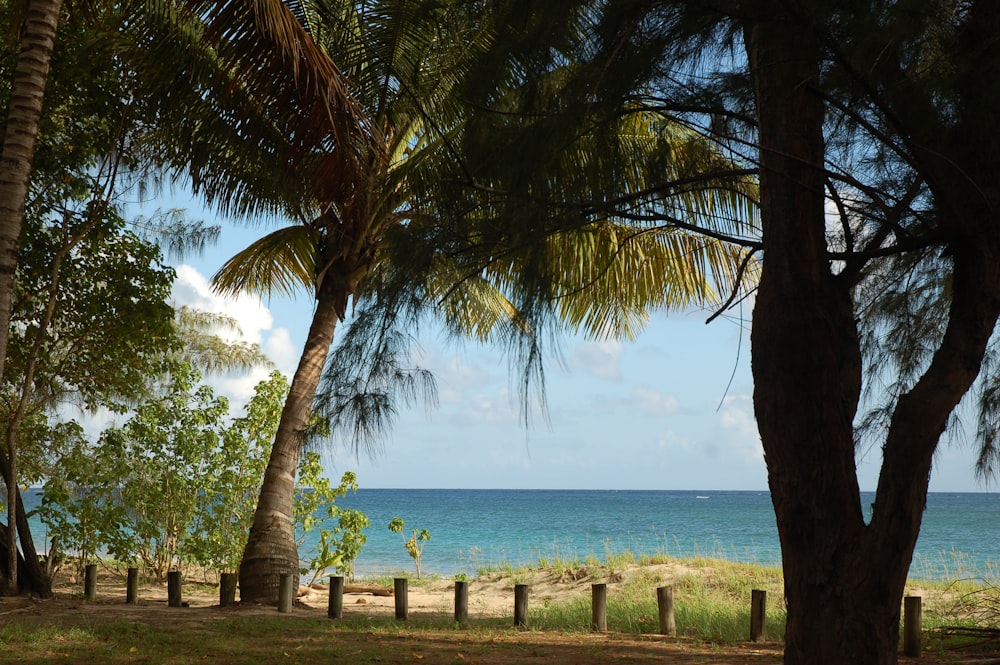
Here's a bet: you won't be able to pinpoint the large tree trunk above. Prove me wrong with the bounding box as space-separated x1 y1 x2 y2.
238 284 344 603
0 452 51 597
0 522 32 594
0 0 63 594
746 16 870 664
746 11 1000 665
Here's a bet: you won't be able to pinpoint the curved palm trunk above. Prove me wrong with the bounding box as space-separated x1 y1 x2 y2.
239 290 342 603
0 0 63 595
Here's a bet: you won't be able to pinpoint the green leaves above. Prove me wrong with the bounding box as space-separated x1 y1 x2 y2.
387 517 430 579
187 371 288 574
212 226 320 299
294 453 369 583
38 368 289 580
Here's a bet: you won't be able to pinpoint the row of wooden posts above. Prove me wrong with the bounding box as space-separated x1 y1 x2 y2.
84 565 925 657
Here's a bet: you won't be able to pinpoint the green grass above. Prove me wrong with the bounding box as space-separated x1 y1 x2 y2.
517 555 787 644
359 571 443 588
10 549 1000 662
450 547 1000 647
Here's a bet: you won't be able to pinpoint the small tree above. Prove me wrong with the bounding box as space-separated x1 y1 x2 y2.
185 371 286 576
294 453 369 585
38 364 228 582
34 420 116 579
387 517 430 579
104 365 229 581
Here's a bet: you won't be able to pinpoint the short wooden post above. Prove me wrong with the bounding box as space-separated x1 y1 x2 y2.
328 576 344 619
167 570 182 608
219 572 238 607
84 563 97 601
514 584 529 628
278 573 294 613
750 589 766 642
591 583 607 632
903 595 922 657
656 585 676 636
394 578 408 620
126 567 138 604
454 580 469 624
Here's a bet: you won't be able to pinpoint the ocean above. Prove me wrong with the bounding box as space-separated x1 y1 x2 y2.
23 489 1000 581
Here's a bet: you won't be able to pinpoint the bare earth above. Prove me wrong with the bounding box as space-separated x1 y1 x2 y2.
0 563 964 664
1 562 693 622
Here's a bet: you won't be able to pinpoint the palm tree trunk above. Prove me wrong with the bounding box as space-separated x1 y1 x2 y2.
0 0 63 595
238 289 343 603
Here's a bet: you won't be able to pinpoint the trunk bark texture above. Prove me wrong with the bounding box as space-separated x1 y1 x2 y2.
0 453 51 597
0 0 62 380
747 10 1000 665
238 290 342 603
0 0 63 595
0 522 31 593
747 17 871 664
237 217 377 603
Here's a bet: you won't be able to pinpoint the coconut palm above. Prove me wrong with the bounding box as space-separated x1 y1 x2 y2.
207 1 756 602
0 0 64 594
121 0 756 601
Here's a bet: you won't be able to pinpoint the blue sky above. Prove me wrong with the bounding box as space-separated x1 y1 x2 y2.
162 207 990 493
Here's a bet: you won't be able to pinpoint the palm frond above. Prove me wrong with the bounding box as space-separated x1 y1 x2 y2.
120 0 379 219
212 225 319 298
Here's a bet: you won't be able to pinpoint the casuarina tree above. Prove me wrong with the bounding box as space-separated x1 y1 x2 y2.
445 2 1000 664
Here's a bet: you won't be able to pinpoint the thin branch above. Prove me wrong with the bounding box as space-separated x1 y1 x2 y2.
707 248 759 324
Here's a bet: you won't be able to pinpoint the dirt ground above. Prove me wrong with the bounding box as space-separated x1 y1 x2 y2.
0 564 971 664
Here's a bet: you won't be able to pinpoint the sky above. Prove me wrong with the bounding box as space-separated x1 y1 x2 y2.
158 204 991 493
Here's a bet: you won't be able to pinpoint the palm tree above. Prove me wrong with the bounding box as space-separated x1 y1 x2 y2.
207 1 757 602
122 0 756 602
0 0 64 594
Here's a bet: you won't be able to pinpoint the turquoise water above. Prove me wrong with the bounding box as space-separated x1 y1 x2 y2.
23 489 1000 581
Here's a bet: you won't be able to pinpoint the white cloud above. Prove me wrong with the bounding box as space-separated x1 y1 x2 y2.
172 264 274 346
172 265 298 411
209 368 277 409
632 386 680 416
715 393 764 463
656 430 693 451
570 340 624 381
451 388 519 426
263 328 299 376
434 355 492 392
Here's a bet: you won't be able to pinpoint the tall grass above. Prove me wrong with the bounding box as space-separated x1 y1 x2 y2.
470 547 1000 646
520 555 786 644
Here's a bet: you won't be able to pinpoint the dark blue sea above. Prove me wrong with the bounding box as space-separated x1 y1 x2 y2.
23 489 1000 581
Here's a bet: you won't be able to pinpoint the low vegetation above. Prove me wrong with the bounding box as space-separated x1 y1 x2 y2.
0 552 997 663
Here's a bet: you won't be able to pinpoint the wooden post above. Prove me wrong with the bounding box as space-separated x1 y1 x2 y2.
84 563 97 601
591 583 607 632
750 589 766 642
454 580 469 624
328 576 344 619
394 578 408 620
903 595 922 657
167 571 182 608
278 573 294 613
656 585 676 636
219 572 238 607
514 584 529 629
126 567 138 604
